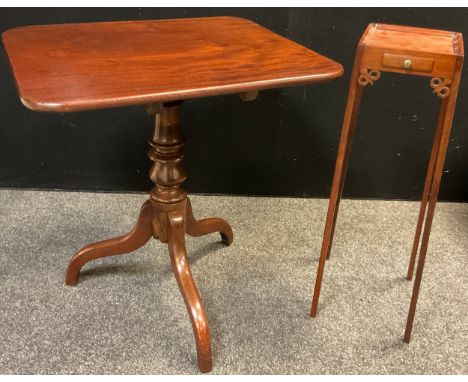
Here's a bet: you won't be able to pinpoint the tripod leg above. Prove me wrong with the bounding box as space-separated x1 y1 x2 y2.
167 209 212 372
185 197 233 246
65 200 153 286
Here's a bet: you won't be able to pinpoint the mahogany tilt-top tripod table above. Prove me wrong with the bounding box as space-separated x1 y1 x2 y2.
3 17 343 372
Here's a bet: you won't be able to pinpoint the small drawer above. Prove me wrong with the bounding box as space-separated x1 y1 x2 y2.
382 54 434 73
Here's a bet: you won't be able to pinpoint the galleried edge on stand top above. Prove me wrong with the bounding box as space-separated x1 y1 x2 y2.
358 23 464 79
2 16 343 112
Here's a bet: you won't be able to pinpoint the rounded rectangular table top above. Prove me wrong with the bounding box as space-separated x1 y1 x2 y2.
2 17 343 112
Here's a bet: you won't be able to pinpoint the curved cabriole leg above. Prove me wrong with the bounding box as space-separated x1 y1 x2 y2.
65 200 153 286
406 99 447 281
167 210 212 373
185 198 233 246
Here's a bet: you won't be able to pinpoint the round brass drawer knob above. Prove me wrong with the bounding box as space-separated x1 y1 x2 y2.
404 59 412 69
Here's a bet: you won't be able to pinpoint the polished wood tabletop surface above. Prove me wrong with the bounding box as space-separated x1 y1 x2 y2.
2 16 343 112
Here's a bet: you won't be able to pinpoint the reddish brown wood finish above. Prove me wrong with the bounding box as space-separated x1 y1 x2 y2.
310 50 365 318
167 209 212 372
359 23 461 79
186 198 233 245
3 17 344 372
2 17 343 112
405 100 448 281
310 23 464 343
65 102 233 372
65 200 153 286
404 56 463 342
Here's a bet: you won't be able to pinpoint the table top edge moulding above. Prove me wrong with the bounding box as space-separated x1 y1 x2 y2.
2 16 345 372
2 16 344 112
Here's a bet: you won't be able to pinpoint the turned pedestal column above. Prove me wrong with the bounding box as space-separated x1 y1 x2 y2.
3 16 344 372
65 101 233 372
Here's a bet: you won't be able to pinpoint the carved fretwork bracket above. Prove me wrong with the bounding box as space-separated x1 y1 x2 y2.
358 68 381 86
430 77 452 99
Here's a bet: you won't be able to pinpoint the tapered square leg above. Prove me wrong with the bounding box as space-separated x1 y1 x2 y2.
404 78 461 342
406 100 448 281
310 54 368 318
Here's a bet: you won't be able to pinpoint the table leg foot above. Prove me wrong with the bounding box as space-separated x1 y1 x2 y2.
65 200 153 286
168 209 212 373
185 197 233 246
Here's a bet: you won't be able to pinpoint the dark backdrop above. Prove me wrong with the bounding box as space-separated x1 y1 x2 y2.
1 8 467 201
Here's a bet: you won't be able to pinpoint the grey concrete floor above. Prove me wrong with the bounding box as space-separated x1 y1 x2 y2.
0 190 466 374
